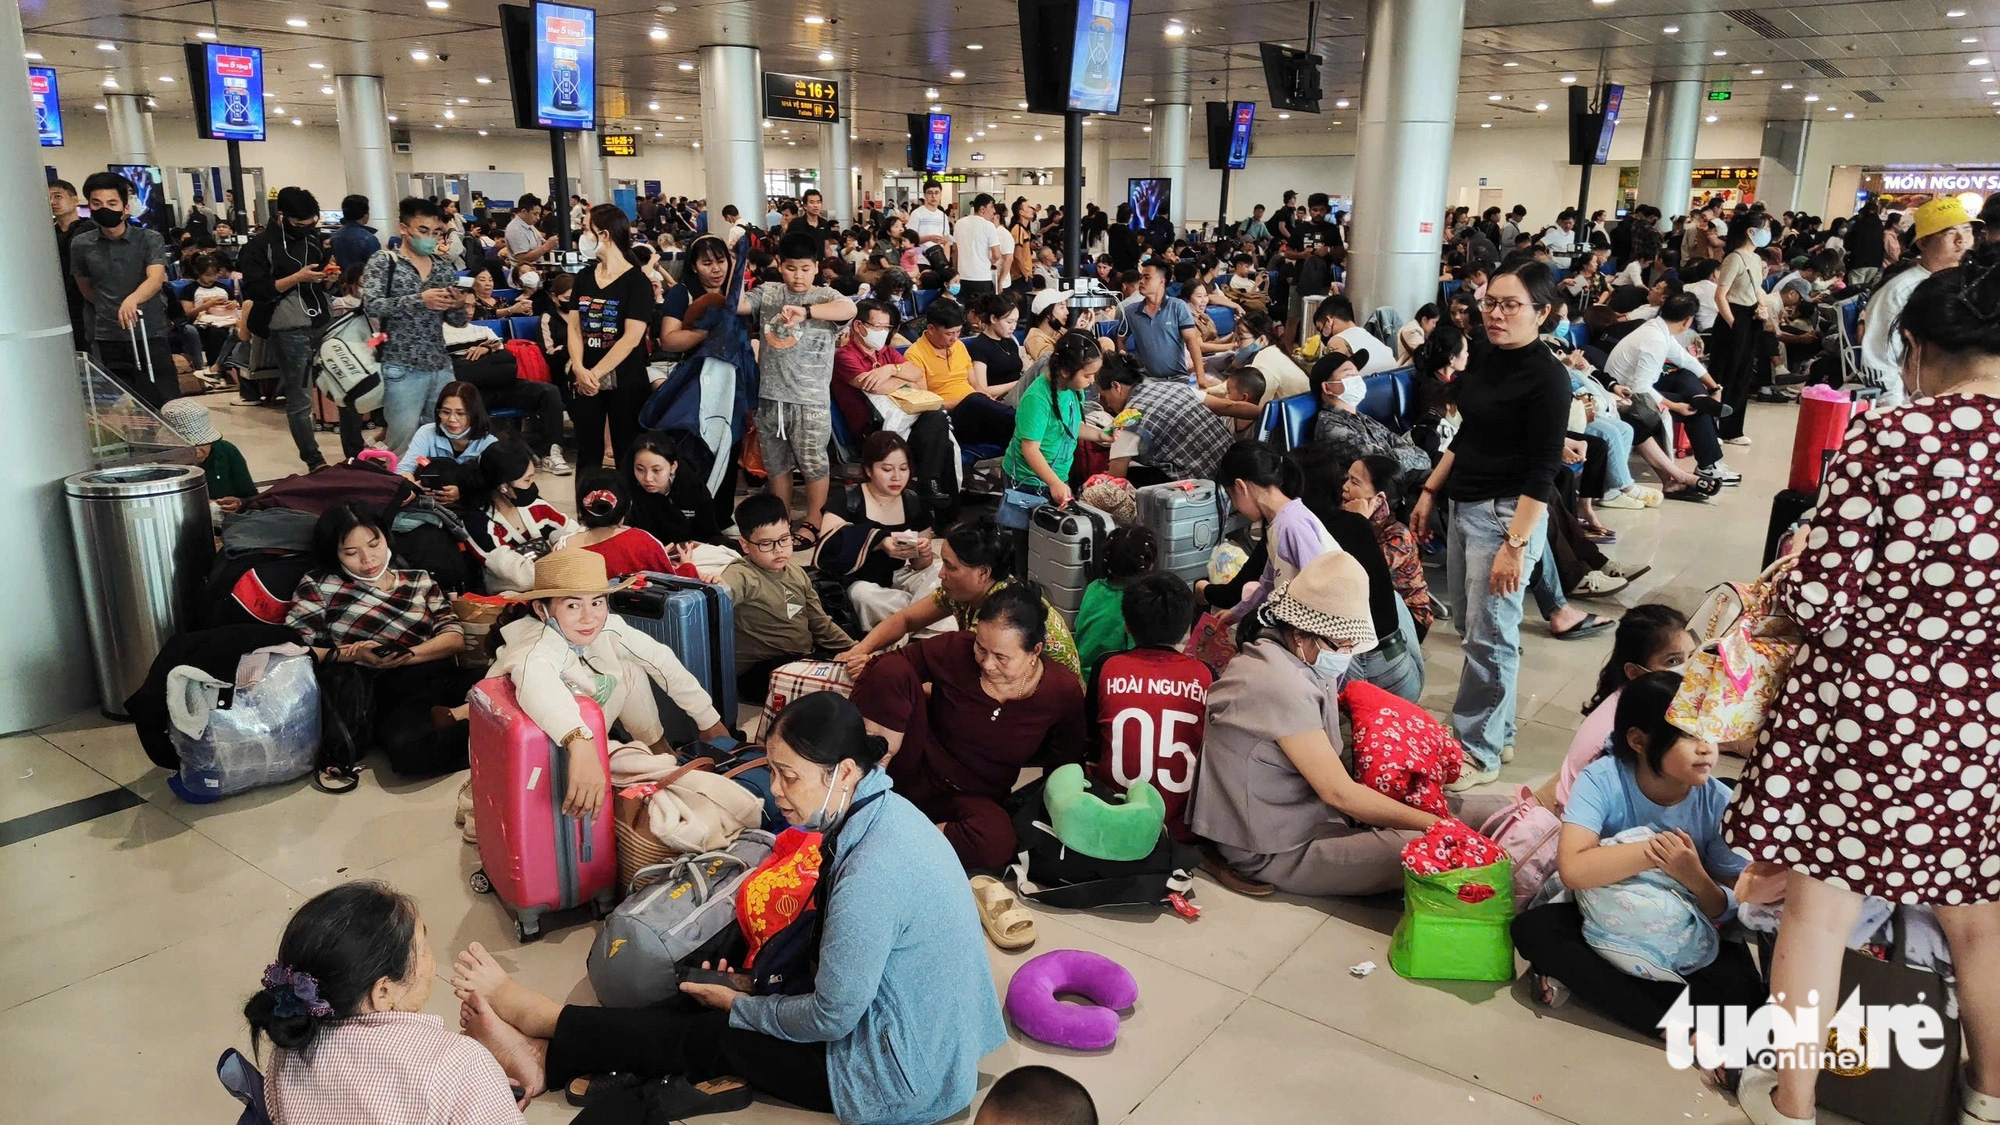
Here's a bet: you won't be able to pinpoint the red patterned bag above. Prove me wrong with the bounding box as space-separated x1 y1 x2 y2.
1399 817 1504 876
736 827 822 967
1342 680 1464 817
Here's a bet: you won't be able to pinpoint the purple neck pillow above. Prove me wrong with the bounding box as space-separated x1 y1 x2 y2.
1004 949 1139 1050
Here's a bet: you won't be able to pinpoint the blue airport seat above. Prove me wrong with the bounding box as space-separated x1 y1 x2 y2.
1355 370 1407 432
1269 392 1320 452
506 316 540 342
492 288 521 303
913 288 940 313
1208 305 1236 337
169 279 195 301
1571 320 1590 352
471 318 507 339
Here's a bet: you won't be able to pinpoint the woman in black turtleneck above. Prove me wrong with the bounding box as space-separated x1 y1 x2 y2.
1409 261 1570 787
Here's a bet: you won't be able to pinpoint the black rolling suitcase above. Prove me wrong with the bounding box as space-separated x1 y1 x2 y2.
1763 489 1816 567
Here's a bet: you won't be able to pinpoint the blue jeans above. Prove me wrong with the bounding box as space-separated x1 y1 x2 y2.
1446 497 1548 772
381 363 456 457
1349 597 1426 703
1584 414 1634 494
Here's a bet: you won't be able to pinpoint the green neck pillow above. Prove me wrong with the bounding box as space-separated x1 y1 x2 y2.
1044 763 1167 861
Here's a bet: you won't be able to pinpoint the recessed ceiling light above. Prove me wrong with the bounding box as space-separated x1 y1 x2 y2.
1142 96 1155 103
1033 133 1043 141
386 114 397 121
1825 104 1838 110
159 75 174 83
779 128 788 134
648 100 660 110
1984 76 1995 82
1705 113 1718 122
308 61 324 69
410 49 430 61
1560 74 1577 84
691 141 699 148
650 27 669 41
273 106 284 113
787 141 796 146
1011 113 1021 118
1277 112 1290 119
1949 8 1968 16
1480 122 1492 128
1142 125 1152 132
654 131 662 137
285 18 308 28
1750 68 1764 75
102 78 117 88
455 96 469 104
762 120 771 127
1803 93 1820 101
321 86 333 95
949 69 965 78
678 61 694 71
147 97 157 107
264 92 274 98
1663 25 1679 34
1712 49 1728 57
1017 101 1029 109
802 14 824 25
1781 82 1794 89
930 103 942 112
1843 112 1855 119
196 30 216 40
1535 101 1549 111
1164 21 1186 37
1331 120 1342 125
433 123 442 129
1335 99 1350 107
292 118 302 126
967 43 983 50
92 103 105 111
1503 61 1518 67
96 42 117 51
1966 37 1981 44
926 88 940 99
1591 0 1614 5
1487 93 1502 101
1974 57 1992 66
426 0 449 8
476 76 492 84
442 109 455 119
478 129 489 136
23 50 41 60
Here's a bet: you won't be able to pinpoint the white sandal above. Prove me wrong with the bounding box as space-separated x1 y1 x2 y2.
1737 1068 1816 1125
1965 1084 2000 1124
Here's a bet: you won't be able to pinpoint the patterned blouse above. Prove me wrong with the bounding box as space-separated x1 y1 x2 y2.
932 578 1082 681
1367 499 1434 631
287 570 461 650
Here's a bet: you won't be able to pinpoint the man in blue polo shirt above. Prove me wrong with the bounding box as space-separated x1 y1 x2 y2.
1116 258 1208 384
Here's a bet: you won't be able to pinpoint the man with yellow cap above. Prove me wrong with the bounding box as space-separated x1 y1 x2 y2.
1858 196 1975 409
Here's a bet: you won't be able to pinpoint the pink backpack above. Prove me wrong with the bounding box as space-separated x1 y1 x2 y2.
1478 785 1564 908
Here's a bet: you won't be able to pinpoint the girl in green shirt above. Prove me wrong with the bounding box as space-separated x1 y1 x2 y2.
1001 330 1111 505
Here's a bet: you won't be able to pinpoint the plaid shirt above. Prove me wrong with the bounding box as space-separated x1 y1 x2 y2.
265 1011 523 1125
1126 377 1234 482
287 569 461 649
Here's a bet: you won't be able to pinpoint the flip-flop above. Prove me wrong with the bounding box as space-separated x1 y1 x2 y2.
641 1075 756 1119
1552 613 1616 640
310 765 360 794
1581 525 1618 544
1662 487 1709 503
969 875 1038 950
567 1072 644 1108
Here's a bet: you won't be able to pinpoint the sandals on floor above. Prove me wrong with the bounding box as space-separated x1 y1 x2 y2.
969 875 1038 950
1580 524 1618 545
1551 613 1616 640
1661 484 1710 503
567 1072 644 1108
642 1075 756 1119
311 765 360 794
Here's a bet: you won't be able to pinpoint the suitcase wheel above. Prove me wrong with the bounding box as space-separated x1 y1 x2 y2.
514 916 542 943
468 869 492 895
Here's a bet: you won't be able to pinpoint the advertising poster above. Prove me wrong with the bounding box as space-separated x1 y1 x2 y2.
1067 0 1131 114
533 1 595 130
29 67 61 147
1227 102 1255 170
205 44 266 142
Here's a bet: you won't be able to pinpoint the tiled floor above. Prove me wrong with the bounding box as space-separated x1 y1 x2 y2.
4 398 1846 1123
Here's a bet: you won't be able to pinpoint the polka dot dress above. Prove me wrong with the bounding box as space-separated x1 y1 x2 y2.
1723 395 2000 906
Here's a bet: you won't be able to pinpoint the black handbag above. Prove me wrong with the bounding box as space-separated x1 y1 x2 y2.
1814 912 1963 1125
1005 776 1198 911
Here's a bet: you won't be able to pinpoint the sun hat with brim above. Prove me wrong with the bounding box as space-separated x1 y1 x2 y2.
1259 551 1378 653
1913 197 1974 242
504 547 641 602
161 399 222 446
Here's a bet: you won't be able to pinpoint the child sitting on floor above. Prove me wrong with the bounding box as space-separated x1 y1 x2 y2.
1072 527 1159 682
719 492 856 703
1510 671 1762 1039
1089 572 1211 843
975 1065 1099 1125
1534 604 1694 813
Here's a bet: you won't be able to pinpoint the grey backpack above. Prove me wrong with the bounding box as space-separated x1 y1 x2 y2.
586 830 775 1007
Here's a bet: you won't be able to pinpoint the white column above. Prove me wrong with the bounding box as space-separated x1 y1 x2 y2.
0 0 98 730
1347 0 1465 320
334 75 397 223
574 129 609 208
105 93 153 163
821 121 852 227
698 45 764 228
1637 80 1704 216
1148 103 1190 232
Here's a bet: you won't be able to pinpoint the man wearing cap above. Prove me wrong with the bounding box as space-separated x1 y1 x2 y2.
1858 197 1975 409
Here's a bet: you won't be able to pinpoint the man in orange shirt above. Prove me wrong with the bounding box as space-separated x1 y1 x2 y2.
902 298 1016 446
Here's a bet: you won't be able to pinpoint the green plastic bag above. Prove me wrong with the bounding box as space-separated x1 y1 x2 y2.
1388 859 1517 982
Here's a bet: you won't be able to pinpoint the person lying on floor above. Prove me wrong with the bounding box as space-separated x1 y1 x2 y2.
451 691 1006 1125
1189 551 1512 897
248 881 526 1124
1511 670 1762 1038
851 581 1087 871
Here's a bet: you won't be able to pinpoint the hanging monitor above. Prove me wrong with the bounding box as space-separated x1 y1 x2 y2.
28 67 61 147
923 113 952 172
1593 84 1624 165
1067 0 1131 114
182 42 266 142
1206 100 1255 170
1260 43 1322 114
502 1 594 130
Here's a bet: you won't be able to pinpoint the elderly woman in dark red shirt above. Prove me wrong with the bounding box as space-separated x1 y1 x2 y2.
852 581 1086 870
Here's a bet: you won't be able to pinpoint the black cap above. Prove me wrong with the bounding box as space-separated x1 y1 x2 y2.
275 186 319 222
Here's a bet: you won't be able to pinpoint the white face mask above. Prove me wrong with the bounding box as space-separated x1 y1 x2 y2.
1311 648 1352 681
579 232 602 259
862 327 891 350
1749 227 1772 249
341 556 391 584
801 765 856 832
519 270 541 290
440 420 470 439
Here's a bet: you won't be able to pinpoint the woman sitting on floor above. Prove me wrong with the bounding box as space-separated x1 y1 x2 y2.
566 473 686 580
1189 551 1510 897
625 431 726 549
462 438 576 595
851 581 1087 871
248 882 524 1124
815 431 941 634
450 691 1005 1125
288 503 477 793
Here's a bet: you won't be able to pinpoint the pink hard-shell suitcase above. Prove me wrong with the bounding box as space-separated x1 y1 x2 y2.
467 677 618 942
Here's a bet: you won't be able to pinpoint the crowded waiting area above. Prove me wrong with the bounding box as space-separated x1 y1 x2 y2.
9 0 2000 1122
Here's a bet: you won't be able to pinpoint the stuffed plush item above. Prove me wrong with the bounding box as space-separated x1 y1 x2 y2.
1342 680 1465 816
1207 541 1250 585
1005 949 1139 1050
1044 763 1166 862
1578 827 1721 983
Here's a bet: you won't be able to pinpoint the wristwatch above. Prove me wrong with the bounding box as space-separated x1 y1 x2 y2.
1504 532 1531 550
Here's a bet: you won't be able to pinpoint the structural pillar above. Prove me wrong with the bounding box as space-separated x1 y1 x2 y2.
1147 103 1190 232
334 75 397 224
1347 0 1465 320
104 93 153 163
821 120 853 227
0 0 97 730
1637 80 1704 216
697 45 764 229
574 128 609 208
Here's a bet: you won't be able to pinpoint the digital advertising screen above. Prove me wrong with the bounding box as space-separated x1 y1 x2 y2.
924 113 951 172
1067 0 1131 114
203 44 266 142
532 1 596 130
1593 84 1624 165
109 164 168 228
29 67 60 147
1128 177 1169 231
1227 101 1255 170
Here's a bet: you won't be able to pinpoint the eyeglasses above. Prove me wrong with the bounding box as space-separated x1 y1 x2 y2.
745 536 792 553
1477 297 1532 316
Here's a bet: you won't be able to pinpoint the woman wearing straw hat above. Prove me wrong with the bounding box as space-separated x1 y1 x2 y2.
1188 551 1511 898
487 548 731 821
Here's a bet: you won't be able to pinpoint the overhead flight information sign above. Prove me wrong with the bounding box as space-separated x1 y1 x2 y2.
29 67 61 146
763 72 840 122
533 1 596 130
205 44 266 141
600 131 637 157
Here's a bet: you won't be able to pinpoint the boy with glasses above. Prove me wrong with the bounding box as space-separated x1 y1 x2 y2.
720 492 857 703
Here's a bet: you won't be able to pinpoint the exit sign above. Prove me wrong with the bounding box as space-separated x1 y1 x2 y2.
1708 89 1731 101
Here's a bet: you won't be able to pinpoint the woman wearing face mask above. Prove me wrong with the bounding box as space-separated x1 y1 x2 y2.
398 381 495 505
1710 215 1767 443
509 263 544 299
449 691 1004 1125
1188 551 1513 898
563 204 657 503
533 271 574 379
288 503 475 793
464 438 577 595
656 234 732 356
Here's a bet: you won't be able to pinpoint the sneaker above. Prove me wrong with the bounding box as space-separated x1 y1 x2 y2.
1598 491 1649 511
1573 570 1631 597
1723 434 1754 446
1699 464 1743 486
541 449 574 476
1599 559 1653 581
1445 766 1501 792
1627 485 1663 507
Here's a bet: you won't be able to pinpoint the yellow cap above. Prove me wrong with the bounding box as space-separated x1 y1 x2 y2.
1913 197 1974 242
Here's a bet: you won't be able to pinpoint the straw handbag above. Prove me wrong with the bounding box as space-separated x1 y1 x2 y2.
1666 558 1804 743
613 753 768 892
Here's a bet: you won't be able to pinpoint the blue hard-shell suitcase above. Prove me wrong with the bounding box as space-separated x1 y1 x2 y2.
614 572 738 743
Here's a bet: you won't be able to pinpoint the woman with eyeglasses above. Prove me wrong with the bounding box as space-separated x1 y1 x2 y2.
1409 262 1573 790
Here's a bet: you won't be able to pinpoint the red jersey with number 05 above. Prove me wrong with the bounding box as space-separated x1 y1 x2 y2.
1092 647 1213 843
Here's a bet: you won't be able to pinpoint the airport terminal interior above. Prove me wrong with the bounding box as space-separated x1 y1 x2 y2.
5 1 2000 1123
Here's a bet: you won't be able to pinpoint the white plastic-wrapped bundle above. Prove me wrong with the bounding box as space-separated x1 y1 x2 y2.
166 647 321 802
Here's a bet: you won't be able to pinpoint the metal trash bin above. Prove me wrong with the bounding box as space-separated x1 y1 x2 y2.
64 464 214 716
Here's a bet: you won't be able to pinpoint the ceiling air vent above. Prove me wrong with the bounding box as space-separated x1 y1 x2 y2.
1853 89 1885 104
1724 10 1788 40
1802 58 1849 79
